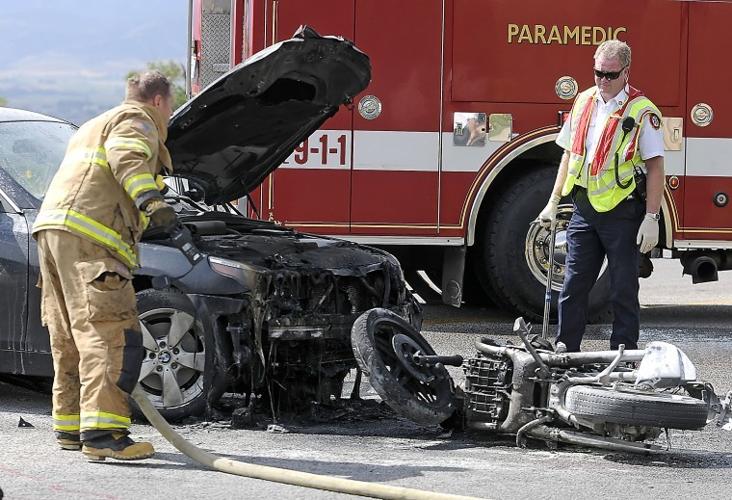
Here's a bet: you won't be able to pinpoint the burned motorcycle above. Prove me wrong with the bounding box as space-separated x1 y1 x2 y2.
351 308 732 454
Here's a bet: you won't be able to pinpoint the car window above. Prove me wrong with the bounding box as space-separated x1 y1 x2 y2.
0 121 75 200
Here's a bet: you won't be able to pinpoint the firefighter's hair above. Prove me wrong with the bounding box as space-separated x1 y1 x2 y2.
126 71 172 102
594 39 631 68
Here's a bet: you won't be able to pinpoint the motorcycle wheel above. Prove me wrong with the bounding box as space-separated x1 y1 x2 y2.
565 385 708 430
351 308 456 426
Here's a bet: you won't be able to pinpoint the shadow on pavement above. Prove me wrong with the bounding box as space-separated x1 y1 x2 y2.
99 450 468 481
603 450 732 469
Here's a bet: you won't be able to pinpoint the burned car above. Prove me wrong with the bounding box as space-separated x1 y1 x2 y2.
0 28 420 420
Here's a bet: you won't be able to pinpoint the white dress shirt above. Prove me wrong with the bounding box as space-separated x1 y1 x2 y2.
556 86 665 188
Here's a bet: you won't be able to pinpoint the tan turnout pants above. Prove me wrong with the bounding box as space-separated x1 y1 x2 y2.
36 229 145 439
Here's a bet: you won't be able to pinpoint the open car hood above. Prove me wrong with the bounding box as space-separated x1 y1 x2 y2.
166 26 371 205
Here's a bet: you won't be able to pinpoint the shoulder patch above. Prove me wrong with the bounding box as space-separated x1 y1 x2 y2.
130 119 154 136
648 113 661 130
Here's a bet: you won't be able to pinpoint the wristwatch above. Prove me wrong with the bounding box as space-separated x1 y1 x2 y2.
646 212 660 221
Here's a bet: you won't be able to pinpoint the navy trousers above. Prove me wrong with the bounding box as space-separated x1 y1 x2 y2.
557 188 645 351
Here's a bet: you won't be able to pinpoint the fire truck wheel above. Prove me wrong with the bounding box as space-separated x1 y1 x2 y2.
474 167 613 323
351 308 457 426
565 385 709 430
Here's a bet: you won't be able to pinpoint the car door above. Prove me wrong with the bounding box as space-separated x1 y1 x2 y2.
0 187 30 374
24 209 51 364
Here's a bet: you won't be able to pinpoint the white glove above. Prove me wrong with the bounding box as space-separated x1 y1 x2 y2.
538 194 561 227
636 214 659 253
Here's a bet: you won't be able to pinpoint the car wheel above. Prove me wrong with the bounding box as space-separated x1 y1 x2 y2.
565 385 708 430
474 166 613 323
134 289 224 421
351 308 456 426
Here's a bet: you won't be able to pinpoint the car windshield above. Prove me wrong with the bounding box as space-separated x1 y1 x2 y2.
0 120 75 200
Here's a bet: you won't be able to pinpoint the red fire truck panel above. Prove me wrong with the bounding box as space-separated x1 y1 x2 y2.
193 0 732 320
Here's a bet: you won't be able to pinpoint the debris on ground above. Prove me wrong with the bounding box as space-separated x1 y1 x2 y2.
308 398 395 423
230 403 257 429
17 417 33 428
266 424 290 434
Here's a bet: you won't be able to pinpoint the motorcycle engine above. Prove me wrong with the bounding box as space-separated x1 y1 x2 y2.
463 352 513 431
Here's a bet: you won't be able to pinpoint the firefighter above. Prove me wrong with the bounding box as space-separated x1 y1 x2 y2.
32 71 179 461
538 40 665 353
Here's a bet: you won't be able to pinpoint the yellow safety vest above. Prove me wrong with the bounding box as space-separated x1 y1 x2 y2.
562 86 661 212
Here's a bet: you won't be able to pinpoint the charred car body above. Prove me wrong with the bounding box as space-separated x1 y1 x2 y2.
0 28 420 420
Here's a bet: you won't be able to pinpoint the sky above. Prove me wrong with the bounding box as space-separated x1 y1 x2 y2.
0 0 189 125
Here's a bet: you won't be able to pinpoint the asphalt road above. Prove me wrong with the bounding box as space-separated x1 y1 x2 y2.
1 260 730 499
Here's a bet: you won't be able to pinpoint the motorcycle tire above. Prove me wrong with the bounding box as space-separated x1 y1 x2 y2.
565 385 708 430
351 308 456 426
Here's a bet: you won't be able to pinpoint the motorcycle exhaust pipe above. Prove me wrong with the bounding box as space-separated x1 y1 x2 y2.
527 425 666 454
681 253 719 284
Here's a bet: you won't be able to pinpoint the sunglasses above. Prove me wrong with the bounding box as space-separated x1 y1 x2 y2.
593 67 626 80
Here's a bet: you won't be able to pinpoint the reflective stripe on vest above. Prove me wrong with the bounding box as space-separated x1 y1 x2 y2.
105 137 152 159
53 413 81 432
80 411 131 430
63 147 109 168
562 89 661 212
139 211 150 231
33 209 137 268
123 173 158 201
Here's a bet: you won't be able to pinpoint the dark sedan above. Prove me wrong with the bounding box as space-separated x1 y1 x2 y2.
0 28 421 420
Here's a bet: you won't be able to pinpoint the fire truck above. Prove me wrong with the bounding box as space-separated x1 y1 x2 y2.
188 0 732 321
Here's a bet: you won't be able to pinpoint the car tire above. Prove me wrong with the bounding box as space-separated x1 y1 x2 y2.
564 385 709 430
351 308 456 426
133 289 225 422
474 166 613 323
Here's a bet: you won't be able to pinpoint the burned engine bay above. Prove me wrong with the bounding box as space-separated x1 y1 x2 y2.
139 207 421 416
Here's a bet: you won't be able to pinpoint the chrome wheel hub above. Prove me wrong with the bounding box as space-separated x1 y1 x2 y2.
525 206 572 292
138 307 205 409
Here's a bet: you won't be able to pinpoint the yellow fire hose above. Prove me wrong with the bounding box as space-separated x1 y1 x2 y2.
131 386 482 500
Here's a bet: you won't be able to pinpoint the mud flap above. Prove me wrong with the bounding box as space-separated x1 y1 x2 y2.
441 246 465 308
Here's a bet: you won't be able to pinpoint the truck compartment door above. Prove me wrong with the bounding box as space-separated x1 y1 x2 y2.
350 0 443 235
684 2 732 240
265 0 355 235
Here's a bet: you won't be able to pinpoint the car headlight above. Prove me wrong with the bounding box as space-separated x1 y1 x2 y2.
208 256 249 283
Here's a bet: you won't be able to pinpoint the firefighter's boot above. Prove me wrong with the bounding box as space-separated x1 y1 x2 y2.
82 432 155 462
55 431 81 451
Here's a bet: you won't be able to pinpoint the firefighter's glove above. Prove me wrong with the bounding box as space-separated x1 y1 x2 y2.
145 198 178 233
538 194 561 228
636 214 659 254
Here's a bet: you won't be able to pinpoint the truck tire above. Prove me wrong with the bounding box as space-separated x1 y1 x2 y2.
133 289 226 421
351 308 456 426
565 385 708 430
474 166 613 323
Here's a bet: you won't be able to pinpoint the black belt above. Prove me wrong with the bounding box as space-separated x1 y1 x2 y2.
571 185 640 204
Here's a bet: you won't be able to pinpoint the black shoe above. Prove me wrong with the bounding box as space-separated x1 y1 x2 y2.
55 431 81 451
82 432 155 462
